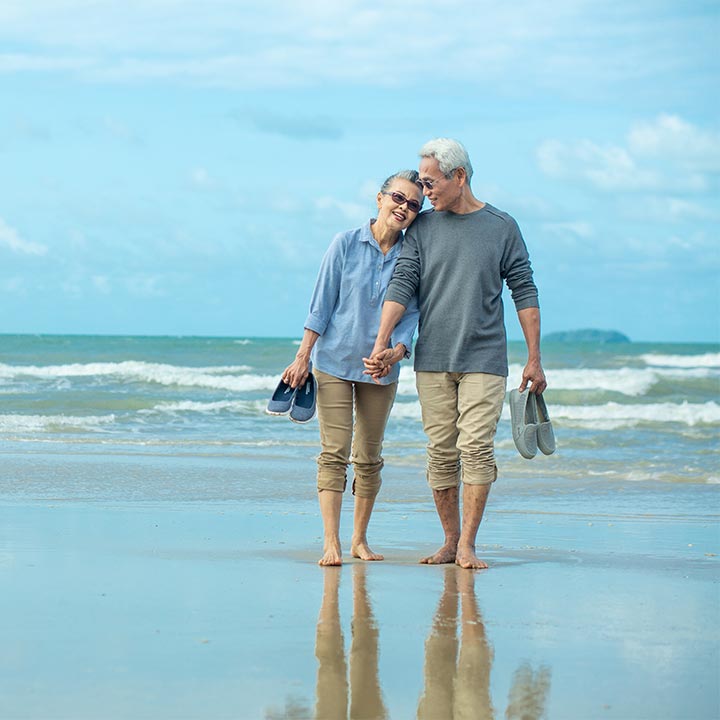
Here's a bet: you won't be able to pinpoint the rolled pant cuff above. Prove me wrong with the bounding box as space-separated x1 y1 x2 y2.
426 472 461 491
461 464 498 486
317 472 347 493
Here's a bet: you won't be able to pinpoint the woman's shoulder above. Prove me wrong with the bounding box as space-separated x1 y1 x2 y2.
328 221 373 251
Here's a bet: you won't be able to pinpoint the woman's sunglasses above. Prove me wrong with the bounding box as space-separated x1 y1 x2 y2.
382 191 422 214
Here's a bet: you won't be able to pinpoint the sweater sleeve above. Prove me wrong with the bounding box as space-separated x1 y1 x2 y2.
502 220 539 311
304 235 345 335
384 228 421 308
390 291 420 358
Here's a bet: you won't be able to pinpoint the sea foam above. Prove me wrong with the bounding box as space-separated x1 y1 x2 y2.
0 413 116 432
641 352 720 368
389 400 720 427
0 362 274 392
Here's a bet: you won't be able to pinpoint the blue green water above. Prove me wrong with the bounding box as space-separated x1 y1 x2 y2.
0 335 717 496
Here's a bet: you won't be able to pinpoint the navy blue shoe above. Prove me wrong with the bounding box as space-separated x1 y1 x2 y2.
289 371 317 424
266 378 296 415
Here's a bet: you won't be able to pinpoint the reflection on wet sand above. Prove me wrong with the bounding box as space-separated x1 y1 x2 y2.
418 567 551 719
315 563 387 720
418 567 494 719
310 565 551 720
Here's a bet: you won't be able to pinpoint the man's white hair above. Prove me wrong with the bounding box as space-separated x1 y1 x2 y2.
419 138 473 182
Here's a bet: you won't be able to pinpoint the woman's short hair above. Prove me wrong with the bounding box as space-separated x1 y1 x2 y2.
379 169 421 194
419 138 473 182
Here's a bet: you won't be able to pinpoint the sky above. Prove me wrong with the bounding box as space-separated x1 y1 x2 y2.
1 0 718 342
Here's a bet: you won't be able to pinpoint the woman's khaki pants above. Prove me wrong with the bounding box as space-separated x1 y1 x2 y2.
315 369 397 499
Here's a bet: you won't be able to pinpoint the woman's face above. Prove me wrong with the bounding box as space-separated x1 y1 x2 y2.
376 178 424 231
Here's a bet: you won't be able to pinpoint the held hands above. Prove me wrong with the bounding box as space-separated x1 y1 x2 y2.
362 344 404 385
519 357 547 394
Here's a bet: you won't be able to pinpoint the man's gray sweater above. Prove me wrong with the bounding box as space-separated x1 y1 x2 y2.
385 203 539 377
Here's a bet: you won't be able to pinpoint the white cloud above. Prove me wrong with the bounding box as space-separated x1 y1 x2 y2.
314 196 367 224
92 275 111 293
0 217 47 255
125 274 165 298
190 167 214 189
0 1 715 95
0 277 26 294
628 114 720 172
541 221 594 239
537 115 719 193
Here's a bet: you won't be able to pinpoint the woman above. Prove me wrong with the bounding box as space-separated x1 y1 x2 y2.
282 170 423 566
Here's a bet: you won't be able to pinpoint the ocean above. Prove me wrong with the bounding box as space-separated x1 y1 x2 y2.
1 334 718 502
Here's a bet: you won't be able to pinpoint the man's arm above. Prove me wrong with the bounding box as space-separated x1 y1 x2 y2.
362 300 407 382
517 307 546 394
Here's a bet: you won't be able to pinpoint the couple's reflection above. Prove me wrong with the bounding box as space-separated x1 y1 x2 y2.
314 564 550 720
315 563 386 720
418 566 493 719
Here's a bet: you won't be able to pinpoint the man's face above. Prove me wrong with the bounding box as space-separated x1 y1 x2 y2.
418 157 462 212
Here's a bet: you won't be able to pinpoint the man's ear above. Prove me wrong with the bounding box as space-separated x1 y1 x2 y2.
454 167 467 186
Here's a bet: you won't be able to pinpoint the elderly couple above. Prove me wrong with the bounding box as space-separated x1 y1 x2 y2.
282 138 547 569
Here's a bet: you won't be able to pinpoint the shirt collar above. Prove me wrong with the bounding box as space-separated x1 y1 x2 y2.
361 219 402 259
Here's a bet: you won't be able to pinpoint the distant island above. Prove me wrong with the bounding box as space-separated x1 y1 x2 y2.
543 329 631 343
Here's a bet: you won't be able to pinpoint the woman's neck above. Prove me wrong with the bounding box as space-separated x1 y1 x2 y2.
370 219 400 254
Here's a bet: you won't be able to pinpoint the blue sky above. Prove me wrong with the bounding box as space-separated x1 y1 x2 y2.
1 0 718 342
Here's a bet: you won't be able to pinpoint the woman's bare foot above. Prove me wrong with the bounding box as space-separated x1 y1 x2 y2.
455 543 488 570
318 537 343 566
420 541 458 564
350 538 384 561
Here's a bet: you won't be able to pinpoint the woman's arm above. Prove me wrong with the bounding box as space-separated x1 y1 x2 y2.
283 328 320 388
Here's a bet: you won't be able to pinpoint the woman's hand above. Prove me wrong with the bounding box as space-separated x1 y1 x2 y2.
283 355 310 389
362 344 405 384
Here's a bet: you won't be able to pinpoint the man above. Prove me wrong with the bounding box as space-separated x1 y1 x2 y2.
364 138 546 570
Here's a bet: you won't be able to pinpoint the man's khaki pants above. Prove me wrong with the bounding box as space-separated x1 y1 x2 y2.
415 372 506 490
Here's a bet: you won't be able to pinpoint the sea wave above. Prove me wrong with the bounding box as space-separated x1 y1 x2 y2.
0 413 116 432
1 356 716 399
549 400 720 428
510 364 717 396
390 400 720 427
640 352 720 368
397 364 717 397
147 399 267 414
0 361 273 392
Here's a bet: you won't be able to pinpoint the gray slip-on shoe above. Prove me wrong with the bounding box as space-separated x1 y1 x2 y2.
266 378 296 415
508 388 538 459
289 371 317 424
534 392 556 455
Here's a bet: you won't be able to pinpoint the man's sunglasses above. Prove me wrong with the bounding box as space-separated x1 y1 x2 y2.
382 191 422 214
418 168 457 190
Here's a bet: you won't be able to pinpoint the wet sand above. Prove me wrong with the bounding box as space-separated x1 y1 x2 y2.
1 467 718 720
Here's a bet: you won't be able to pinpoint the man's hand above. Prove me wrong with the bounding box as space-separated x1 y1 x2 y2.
519 357 547 394
362 346 402 384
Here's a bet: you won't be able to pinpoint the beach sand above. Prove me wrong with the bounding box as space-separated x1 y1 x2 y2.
1 452 719 720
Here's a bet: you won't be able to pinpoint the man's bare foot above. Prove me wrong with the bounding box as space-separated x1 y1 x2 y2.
455 544 488 570
420 542 458 564
350 539 384 561
318 538 342 566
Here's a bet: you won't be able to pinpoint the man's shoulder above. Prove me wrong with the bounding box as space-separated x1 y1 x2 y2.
481 203 519 228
